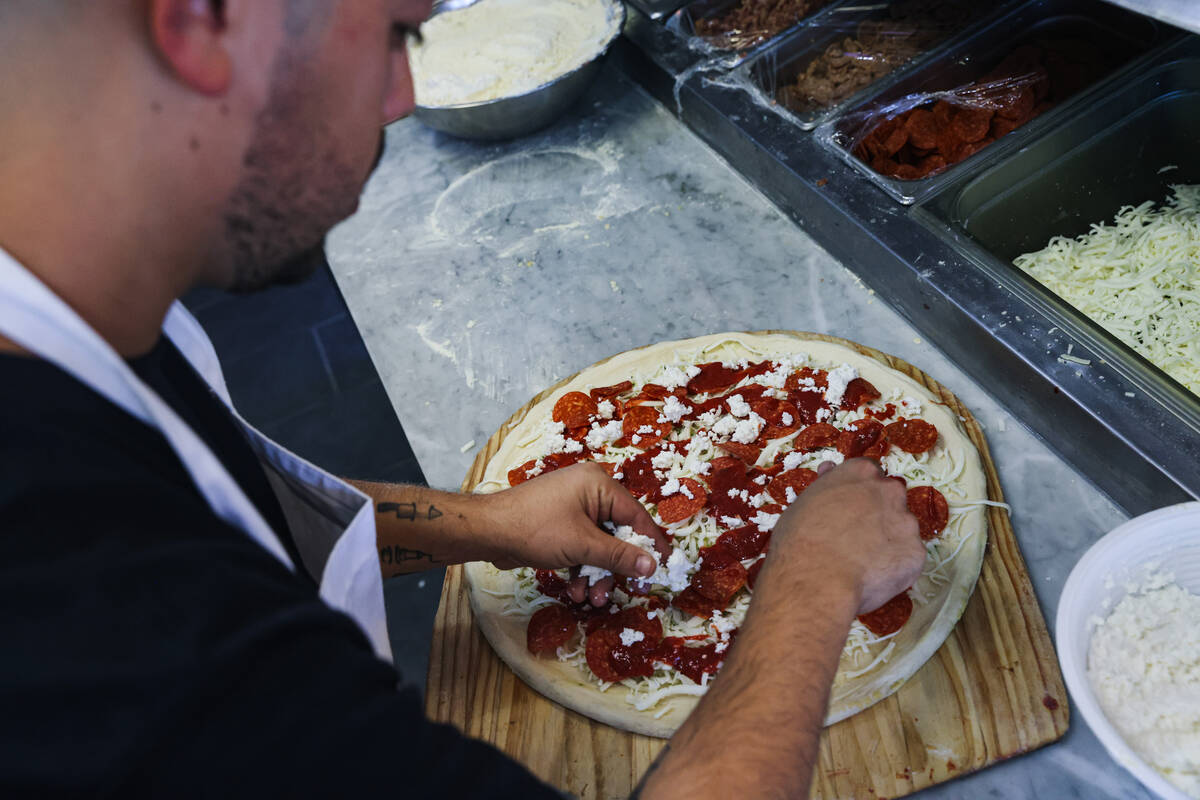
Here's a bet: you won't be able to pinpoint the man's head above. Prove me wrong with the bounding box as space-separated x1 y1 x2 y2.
0 0 429 297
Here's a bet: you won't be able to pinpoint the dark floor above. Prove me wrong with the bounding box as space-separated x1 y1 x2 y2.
183 252 444 694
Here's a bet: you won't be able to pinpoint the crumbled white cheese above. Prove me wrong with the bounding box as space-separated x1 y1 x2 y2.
824 364 859 407
898 396 923 416
649 547 698 592
1088 570 1200 796
781 412 793 426
525 459 546 478
661 477 681 497
698 409 721 428
751 510 780 532
784 486 797 504
726 394 751 418
660 394 689 423
711 415 739 438
579 564 611 586
720 516 743 528
596 399 615 419
731 412 765 444
585 419 623 450
783 451 805 471
620 628 646 646
651 449 676 470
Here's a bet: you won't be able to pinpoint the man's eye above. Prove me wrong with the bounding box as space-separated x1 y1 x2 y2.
392 22 423 47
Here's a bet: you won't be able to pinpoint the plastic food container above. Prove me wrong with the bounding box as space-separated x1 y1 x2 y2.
921 42 1199 421
1057 502 1200 800
815 0 1161 204
744 0 1003 130
669 0 843 64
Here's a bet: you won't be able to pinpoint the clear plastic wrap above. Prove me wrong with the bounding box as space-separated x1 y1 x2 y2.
770 0 991 117
837 35 1113 182
679 0 837 54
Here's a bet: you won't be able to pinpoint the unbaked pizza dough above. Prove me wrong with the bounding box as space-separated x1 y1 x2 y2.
465 331 989 738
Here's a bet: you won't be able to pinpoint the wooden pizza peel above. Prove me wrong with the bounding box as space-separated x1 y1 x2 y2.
425 332 1068 799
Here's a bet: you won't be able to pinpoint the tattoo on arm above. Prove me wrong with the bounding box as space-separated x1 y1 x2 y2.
629 743 670 799
377 545 442 566
377 501 443 521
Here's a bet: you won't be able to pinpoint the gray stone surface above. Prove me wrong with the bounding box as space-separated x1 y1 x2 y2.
327 64 1151 799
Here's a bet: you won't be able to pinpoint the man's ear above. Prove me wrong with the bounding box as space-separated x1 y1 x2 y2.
148 0 232 95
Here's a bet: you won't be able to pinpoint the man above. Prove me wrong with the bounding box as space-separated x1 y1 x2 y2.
0 1 925 797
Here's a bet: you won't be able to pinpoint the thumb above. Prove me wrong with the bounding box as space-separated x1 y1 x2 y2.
573 523 656 579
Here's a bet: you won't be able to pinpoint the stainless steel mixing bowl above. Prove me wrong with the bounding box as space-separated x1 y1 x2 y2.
412 1 626 141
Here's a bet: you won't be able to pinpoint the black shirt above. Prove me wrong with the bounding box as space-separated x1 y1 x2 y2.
0 343 559 798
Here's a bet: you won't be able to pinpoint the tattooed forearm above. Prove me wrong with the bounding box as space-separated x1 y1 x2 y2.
377 501 443 521
377 545 442 566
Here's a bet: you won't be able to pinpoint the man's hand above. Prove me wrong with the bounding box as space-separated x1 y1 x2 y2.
634 458 925 800
762 457 926 614
482 463 672 606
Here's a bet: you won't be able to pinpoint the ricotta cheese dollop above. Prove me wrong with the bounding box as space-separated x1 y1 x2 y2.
1087 570 1200 797
409 0 620 107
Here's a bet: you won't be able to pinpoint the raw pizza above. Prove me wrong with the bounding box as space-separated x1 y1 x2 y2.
468 331 990 737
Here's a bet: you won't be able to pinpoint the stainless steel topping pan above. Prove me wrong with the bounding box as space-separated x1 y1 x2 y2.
815 0 1164 204
919 43 1200 431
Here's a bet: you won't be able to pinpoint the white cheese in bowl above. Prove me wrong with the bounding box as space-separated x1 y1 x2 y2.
1088 569 1200 798
409 0 621 107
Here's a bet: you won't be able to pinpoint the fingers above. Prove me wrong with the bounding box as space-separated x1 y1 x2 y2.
589 575 615 607
816 459 836 476
566 575 587 604
600 474 661 537
575 527 656 578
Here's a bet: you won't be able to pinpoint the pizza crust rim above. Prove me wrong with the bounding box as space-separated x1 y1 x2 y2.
463 330 989 739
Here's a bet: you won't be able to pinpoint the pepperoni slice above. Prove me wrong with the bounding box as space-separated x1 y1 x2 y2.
862 437 891 461
785 367 827 392
654 637 726 683
657 478 708 524
619 451 661 500
526 604 577 655
687 362 745 395
837 418 885 458
885 418 939 454
535 569 573 603
585 628 629 682
746 558 765 589
507 452 581 487
552 391 598 430
793 422 840 452
621 405 671 449
717 440 762 465
716 524 770 560
840 378 881 410
692 558 747 606
753 397 801 440
767 468 818 505
704 458 759 521
639 383 671 400
589 380 633 402
907 485 949 541
857 591 914 636
672 587 720 619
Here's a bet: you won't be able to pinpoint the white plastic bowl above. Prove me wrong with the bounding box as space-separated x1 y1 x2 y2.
1057 501 1200 800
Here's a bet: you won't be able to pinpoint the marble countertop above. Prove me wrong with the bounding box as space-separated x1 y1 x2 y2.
326 64 1149 799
